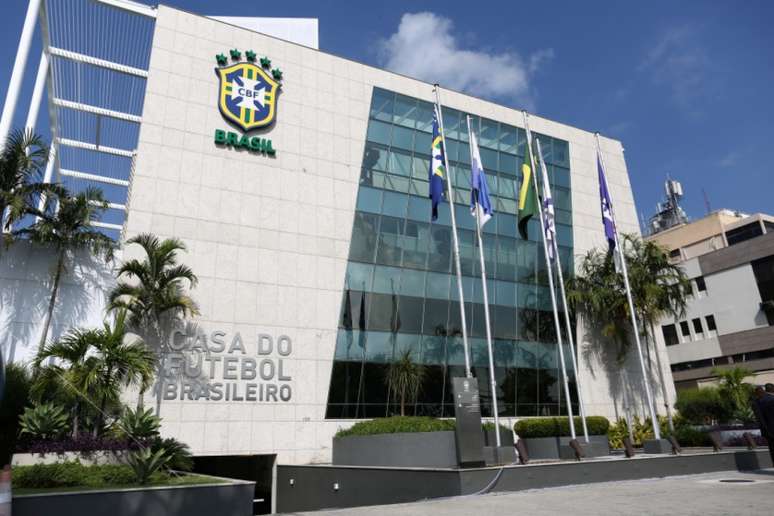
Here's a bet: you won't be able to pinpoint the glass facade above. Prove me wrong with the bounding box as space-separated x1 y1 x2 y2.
325 87 577 419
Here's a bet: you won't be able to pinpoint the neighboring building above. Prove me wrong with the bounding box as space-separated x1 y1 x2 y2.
648 211 774 390
2 1 669 473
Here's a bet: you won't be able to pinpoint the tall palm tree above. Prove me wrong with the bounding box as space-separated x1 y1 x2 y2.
567 234 690 428
386 349 425 416
625 235 691 431
34 310 155 436
108 233 198 339
18 187 114 349
0 129 62 244
108 233 198 408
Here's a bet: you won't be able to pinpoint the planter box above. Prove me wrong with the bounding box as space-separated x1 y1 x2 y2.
333 431 458 468
12 450 124 467
483 428 514 447
12 476 254 516
522 435 610 460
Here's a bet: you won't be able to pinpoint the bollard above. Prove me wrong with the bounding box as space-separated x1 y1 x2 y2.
515 439 529 465
667 435 682 455
623 436 636 458
742 432 757 450
569 439 584 461
709 431 723 452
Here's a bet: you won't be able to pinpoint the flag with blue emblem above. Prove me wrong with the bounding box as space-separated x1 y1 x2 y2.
598 150 617 254
535 138 556 261
469 130 493 228
428 106 446 221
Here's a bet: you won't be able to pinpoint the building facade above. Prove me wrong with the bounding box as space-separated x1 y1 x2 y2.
648 211 774 389
1 3 673 466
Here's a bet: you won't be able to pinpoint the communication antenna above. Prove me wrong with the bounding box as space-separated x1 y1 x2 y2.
702 188 712 215
647 175 689 235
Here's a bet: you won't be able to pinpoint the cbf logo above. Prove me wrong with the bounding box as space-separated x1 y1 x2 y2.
214 49 283 131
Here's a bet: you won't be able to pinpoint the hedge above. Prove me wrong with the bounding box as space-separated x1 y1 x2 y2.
514 416 610 438
334 417 510 438
12 462 221 491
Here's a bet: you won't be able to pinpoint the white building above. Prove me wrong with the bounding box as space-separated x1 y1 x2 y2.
1 1 673 469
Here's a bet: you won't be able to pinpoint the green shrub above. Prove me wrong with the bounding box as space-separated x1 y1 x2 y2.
335 417 455 438
12 462 138 489
18 403 69 440
673 426 713 447
675 387 730 424
126 448 170 485
149 437 193 471
114 407 161 440
514 416 610 438
0 363 32 464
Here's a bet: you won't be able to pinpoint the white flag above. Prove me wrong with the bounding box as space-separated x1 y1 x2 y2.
535 138 556 262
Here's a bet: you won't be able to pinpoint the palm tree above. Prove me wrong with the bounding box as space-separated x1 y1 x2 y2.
625 235 691 431
0 129 62 244
567 234 690 428
34 310 155 436
108 233 198 340
108 233 198 408
18 187 114 349
713 366 754 422
386 349 425 416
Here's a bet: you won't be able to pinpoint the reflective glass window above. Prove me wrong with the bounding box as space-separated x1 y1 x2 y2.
366 120 392 145
370 88 394 122
393 94 418 129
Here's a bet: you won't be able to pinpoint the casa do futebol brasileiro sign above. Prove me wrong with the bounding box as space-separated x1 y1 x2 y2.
213 48 280 156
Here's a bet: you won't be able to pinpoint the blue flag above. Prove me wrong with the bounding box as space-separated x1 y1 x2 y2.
428 107 446 221
598 151 617 253
469 130 493 228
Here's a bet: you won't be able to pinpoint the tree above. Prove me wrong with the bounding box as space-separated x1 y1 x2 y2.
624 235 691 431
713 366 755 423
386 349 425 416
108 233 198 408
18 187 114 349
567 234 691 428
34 310 155 436
0 129 61 242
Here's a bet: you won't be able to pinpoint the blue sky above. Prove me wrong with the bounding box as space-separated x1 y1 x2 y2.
1 0 772 226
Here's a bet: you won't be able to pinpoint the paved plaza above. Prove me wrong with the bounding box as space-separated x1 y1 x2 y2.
285 469 774 516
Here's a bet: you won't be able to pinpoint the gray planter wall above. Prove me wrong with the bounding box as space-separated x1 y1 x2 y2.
522 435 610 460
333 431 458 468
12 478 254 516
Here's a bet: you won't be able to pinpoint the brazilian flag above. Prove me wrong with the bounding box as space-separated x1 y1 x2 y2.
518 139 539 239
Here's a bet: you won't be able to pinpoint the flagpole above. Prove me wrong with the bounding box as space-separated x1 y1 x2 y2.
523 111 576 440
595 132 661 441
467 115 501 447
434 85 472 378
534 137 590 444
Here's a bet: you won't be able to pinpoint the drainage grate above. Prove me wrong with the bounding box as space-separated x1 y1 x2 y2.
718 479 755 483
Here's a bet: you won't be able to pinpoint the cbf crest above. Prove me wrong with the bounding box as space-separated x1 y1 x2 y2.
214 49 283 131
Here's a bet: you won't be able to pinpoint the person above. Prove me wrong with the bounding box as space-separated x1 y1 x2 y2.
752 386 774 464
765 383 774 394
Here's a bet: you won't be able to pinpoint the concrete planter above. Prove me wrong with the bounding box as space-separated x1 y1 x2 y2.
333 431 458 468
12 476 254 516
483 428 514 447
12 450 124 467
522 435 610 460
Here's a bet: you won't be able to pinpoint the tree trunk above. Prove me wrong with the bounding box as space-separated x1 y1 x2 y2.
400 389 405 417
648 321 675 433
39 249 65 350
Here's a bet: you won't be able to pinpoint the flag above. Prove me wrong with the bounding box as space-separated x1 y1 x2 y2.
342 289 353 330
598 151 617 253
518 134 539 239
429 106 446 221
469 130 493 228
535 138 556 261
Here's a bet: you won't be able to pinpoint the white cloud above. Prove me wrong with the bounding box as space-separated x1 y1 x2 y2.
718 151 738 168
378 12 553 108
